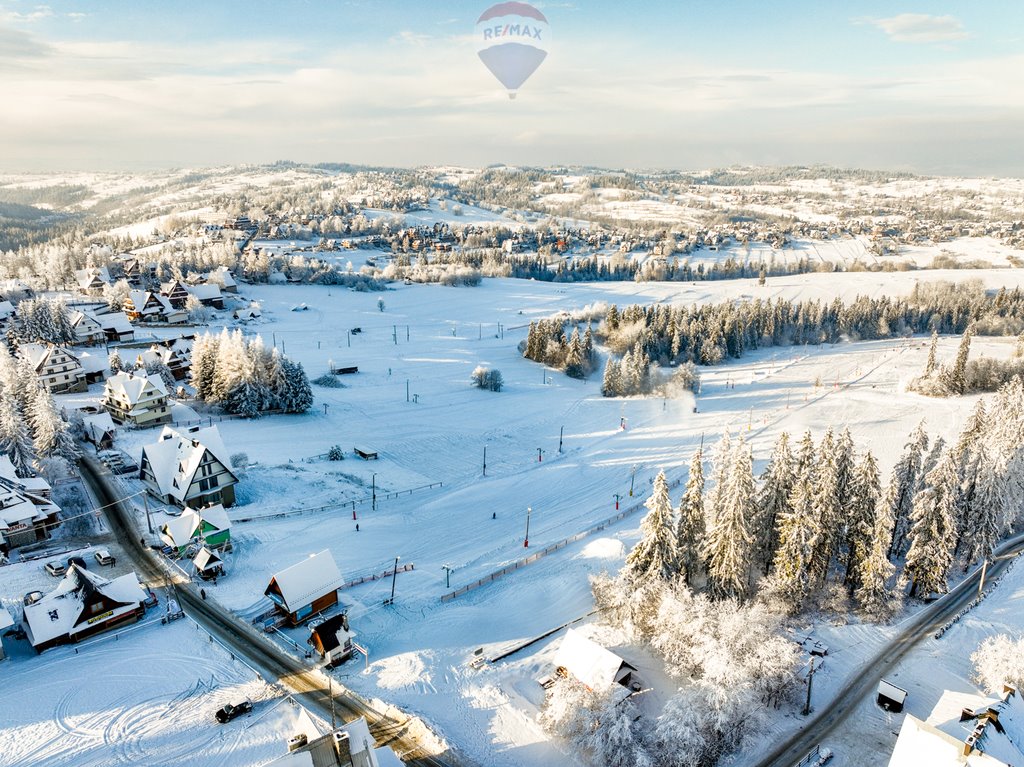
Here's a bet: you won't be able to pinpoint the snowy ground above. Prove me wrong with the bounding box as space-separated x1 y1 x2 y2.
9 267 1024 766
0 616 327 767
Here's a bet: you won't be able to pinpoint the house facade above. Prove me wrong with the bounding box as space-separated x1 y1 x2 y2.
265 550 343 626
139 425 238 508
70 311 106 345
102 371 172 428
19 342 87 393
0 457 61 553
124 290 186 324
159 504 231 555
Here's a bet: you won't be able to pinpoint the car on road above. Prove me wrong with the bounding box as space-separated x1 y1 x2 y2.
94 549 115 566
44 560 66 577
215 698 253 723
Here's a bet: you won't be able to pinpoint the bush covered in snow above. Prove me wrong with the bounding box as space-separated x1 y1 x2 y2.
471 366 503 392
312 374 344 388
972 634 1024 691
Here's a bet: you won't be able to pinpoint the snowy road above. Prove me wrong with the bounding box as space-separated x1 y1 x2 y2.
79 456 461 767
752 534 1024 767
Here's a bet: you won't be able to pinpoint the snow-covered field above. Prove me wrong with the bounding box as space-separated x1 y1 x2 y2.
5 265 1024 766
0 617 326 767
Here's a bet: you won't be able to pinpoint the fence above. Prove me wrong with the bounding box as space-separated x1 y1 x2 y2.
342 562 415 590
793 745 833 767
231 482 443 524
934 553 1020 640
439 479 680 603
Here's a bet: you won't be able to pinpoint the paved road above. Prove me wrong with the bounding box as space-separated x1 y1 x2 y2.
80 456 462 767
753 533 1024 767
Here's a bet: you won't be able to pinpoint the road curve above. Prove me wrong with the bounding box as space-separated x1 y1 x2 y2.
79 456 463 767
753 533 1024 767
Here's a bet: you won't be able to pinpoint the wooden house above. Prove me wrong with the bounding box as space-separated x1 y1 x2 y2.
160 279 191 309
159 504 231 555
102 371 172 428
0 456 61 553
308 612 357 667
70 311 106 345
265 550 343 626
22 564 147 652
74 267 112 295
139 425 238 508
18 342 86 393
124 291 186 324
83 412 116 451
96 311 135 343
550 629 638 695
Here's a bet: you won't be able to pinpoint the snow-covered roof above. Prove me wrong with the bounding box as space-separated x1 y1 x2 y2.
19 342 79 371
553 629 635 692
160 504 230 549
0 300 15 320
22 565 145 648
890 687 1024 767
0 455 52 496
105 371 168 404
141 426 235 504
0 457 58 535
97 312 133 333
83 412 116 441
78 352 107 375
0 607 14 632
210 266 237 287
70 311 102 331
879 680 908 704
74 267 111 288
266 550 343 612
192 546 223 572
187 283 221 300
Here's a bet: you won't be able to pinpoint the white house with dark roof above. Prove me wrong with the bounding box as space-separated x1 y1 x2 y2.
22 564 146 652
552 628 638 695
124 290 186 324
96 311 135 343
139 425 238 508
102 371 172 428
18 342 86 393
265 550 343 626
74 267 112 294
159 503 231 554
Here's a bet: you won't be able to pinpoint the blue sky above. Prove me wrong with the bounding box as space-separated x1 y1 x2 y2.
2 1 1023 174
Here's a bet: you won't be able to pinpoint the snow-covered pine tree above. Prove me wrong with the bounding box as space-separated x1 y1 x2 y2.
904 458 958 598
854 501 900 620
887 422 928 558
582 324 595 373
619 349 637 394
966 456 1003 568
844 450 881 589
703 441 755 599
676 447 706 586
941 322 973 394
601 356 621 397
810 428 842 584
190 332 217 401
0 393 37 477
26 383 79 464
623 470 679 585
771 473 819 610
564 327 586 379
704 431 733 531
754 432 794 575
579 695 651 767
211 329 245 403
108 348 123 374
924 328 939 376
278 357 313 413
793 430 816 483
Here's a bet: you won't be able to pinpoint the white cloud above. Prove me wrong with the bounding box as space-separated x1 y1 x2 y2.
0 4 54 23
861 13 969 44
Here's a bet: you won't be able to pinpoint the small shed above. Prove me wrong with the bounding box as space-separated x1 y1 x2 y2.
308 612 357 667
192 546 225 580
265 550 343 626
553 628 637 693
878 680 908 713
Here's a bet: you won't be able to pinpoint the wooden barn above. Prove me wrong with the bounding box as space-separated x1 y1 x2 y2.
265 550 343 626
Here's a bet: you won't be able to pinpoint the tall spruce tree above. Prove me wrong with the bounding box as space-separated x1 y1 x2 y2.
855 502 900 620
887 422 929 558
703 441 755 599
676 448 706 586
844 450 881 589
623 470 679 586
755 432 794 575
905 458 958 598
771 474 820 609
810 429 842 584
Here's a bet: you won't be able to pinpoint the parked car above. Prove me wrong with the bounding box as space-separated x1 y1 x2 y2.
215 698 253 723
94 549 115 566
44 560 66 577
67 556 87 571
23 590 43 606
142 589 158 608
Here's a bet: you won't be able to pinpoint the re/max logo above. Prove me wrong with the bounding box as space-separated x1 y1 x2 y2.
482 24 543 41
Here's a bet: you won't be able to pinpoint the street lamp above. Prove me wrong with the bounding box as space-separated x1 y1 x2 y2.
372 473 377 511
629 465 637 497
442 564 453 589
524 506 532 548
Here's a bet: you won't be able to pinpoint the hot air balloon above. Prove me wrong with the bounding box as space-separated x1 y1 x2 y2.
475 2 550 99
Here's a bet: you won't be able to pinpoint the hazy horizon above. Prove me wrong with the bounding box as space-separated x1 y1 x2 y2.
3 0 1023 176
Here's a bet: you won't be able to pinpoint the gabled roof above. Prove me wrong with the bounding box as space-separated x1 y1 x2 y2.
193 545 223 572
553 629 635 692
105 371 168 404
70 311 103 331
74 267 111 289
266 550 343 612
96 312 133 334
187 283 222 300
310 613 355 654
83 412 116 441
19 342 80 372
0 606 14 632
22 565 145 647
78 351 107 375
141 426 236 504
160 504 231 550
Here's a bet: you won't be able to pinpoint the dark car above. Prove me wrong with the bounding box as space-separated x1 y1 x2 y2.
215 699 253 723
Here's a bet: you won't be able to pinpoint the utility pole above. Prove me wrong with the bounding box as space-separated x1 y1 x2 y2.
442 564 452 589
144 493 153 534
629 465 637 497
323 403 329 416
406 325 410 342
347 330 351 348
406 379 410 402
392 325 397 344
385 556 400 605
372 473 377 512
482 445 487 476
614 493 621 510
979 558 989 596
803 656 817 716
558 425 564 453
537 447 544 463
524 506 532 548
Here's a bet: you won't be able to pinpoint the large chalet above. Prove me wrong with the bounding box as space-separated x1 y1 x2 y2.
0 456 60 553
102 371 172 428
18 342 86 394
139 425 238 508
